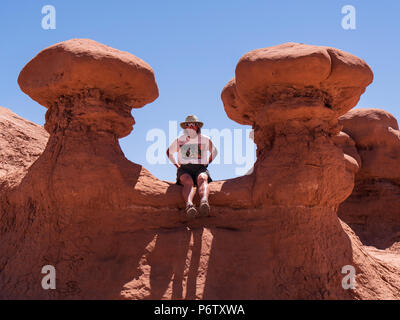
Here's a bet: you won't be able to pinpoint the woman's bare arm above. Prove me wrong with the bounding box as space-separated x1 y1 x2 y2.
207 139 218 165
166 139 180 168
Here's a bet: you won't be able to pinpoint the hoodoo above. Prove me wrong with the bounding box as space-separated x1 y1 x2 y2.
338 108 400 249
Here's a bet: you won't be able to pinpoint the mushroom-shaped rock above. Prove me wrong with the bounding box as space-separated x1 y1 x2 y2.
18 38 159 138
222 43 373 207
13 39 182 220
338 108 400 247
339 108 400 180
223 43 373 127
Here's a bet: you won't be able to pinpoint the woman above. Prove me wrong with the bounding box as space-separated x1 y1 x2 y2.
166 115 218 219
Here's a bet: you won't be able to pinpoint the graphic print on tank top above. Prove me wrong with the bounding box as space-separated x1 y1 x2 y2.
177 134 210 164
181 142 202 159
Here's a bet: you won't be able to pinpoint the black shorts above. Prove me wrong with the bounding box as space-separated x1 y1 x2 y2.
176 164 212 187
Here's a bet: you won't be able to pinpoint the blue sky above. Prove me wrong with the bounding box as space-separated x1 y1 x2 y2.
1 1 399 182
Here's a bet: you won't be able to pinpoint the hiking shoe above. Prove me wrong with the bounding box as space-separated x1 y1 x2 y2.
185 203 198 220
199 199 210 217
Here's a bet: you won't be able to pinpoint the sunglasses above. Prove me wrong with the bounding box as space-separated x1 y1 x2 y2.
184 123 198 128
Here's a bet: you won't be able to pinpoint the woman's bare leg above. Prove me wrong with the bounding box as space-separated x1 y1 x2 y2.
197 173 210 216
196 173 209 202
179 173 196 205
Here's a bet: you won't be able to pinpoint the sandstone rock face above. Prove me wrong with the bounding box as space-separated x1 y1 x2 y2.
333 131 361 168
332 131 360 175
0 107 48 189
338 108 400 249
1 40 400 299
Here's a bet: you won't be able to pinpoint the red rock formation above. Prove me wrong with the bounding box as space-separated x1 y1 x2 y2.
333 131 361 172
0 107 48 190
1 40 400 299
222 42 373 207
338 108 400 249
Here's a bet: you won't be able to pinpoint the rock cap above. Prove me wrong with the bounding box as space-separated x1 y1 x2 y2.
18 38 159 109
222 42 373 126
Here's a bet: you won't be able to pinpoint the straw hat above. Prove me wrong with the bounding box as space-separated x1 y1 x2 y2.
180 115 204 129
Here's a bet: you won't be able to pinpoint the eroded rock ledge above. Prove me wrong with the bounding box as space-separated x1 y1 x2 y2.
1 39 399 299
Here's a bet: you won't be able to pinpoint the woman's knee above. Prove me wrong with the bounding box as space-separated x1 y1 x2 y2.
180 173 194 186
197 172 208 185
